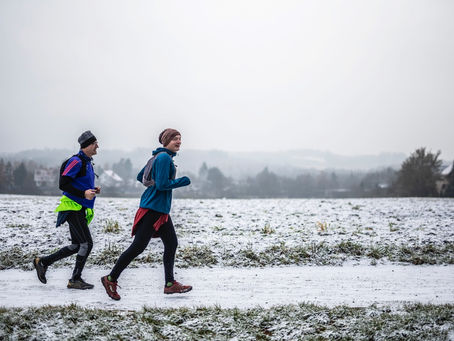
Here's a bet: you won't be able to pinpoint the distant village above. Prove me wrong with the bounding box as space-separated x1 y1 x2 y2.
1 148 453 198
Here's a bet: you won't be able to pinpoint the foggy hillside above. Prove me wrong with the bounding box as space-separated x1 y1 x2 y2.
0 148 407 178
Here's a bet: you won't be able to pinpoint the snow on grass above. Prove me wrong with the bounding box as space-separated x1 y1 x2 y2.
1 195 454 339
1 303 453 340
1 195 453 269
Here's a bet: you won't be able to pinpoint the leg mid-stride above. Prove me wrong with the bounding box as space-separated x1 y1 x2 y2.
100 128 192 301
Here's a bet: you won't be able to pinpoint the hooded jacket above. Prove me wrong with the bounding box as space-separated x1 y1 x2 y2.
137 148 190 214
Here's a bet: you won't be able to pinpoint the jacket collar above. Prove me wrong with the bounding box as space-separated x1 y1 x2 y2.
152 147 176 157
78 150 93 161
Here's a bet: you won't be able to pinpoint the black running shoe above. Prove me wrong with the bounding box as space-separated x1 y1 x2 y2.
67 278 94 290
33 257 48 284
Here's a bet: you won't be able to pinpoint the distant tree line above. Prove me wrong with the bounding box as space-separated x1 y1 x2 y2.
1 148 453 198
177 147 454 198
0 160 40 194
174 163 395 198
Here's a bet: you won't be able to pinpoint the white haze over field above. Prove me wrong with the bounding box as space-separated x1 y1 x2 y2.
1 1 453 159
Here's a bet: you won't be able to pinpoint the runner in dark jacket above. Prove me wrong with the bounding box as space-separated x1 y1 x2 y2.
101 128 191 300
33 130 100 290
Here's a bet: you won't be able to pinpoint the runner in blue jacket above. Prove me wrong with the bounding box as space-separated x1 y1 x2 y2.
101 128 191 300
33 130 100 290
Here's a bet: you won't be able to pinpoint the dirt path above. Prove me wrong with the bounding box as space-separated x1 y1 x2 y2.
1 265 453 310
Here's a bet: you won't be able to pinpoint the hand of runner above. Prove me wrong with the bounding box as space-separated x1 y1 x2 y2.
84 189 96 200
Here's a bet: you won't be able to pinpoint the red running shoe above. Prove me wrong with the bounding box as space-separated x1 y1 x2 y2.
164 281 192 294
101 276 121 300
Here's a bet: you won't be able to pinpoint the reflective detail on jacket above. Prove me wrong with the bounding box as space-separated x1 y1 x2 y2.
55 195 94 226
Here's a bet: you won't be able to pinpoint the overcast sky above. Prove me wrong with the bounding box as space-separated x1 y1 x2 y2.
1 0 453 159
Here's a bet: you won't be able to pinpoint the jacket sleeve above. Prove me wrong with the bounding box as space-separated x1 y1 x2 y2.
137 166 145 183
61 157 82 178
59 176 85 198
59 157 85 198
154 154 190 191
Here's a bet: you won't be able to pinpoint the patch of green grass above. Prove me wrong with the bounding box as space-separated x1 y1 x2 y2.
226 242 333 267
367 245 389 260
102 219 121 233
90 242 122 266
261 223 275 235
394 243 454 265
137 252 161 265
0 303 453 340
336 240 365 256
178 245 218 267
389 222 399 232
0 247 34 270
1 241 453 270
240 247 263 264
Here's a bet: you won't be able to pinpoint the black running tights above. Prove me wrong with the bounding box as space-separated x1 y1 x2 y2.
41 208 93 280
109 210 178 284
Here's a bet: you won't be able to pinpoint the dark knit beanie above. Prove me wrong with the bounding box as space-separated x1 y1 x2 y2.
159 128 181 147
78 130 97 148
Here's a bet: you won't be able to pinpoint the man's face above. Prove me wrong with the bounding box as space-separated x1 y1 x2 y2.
165 135 181 153
84 141 99 157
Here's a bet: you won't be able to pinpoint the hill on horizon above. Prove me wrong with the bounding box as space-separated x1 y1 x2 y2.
0 148 408 178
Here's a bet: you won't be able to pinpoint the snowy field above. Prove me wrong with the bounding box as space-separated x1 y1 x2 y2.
1 195 454 340
1 195 454 269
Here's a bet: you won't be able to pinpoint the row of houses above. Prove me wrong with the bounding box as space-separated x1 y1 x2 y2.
33 168 127 193
436 162 454 196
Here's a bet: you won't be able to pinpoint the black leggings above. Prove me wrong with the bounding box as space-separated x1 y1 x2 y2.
41 208 93 280
109 210 178 284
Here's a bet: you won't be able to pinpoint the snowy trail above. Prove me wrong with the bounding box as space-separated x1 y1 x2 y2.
1 265 453 310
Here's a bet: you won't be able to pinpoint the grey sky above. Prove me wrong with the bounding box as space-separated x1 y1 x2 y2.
1 0 453 159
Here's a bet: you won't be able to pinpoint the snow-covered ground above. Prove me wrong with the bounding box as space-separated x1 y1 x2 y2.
0 195 453 310
1 195 453 268
1 265 454 310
